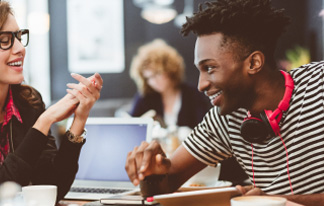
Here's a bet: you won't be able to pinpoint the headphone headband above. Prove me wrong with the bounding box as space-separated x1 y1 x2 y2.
269 71 294 120
241 70 294 143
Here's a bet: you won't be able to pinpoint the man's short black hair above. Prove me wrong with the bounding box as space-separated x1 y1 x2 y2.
181 0 291 67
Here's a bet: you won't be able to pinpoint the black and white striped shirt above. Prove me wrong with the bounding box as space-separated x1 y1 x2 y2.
183 61 324 195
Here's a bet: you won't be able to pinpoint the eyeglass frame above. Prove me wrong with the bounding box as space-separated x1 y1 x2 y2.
0 29 29 50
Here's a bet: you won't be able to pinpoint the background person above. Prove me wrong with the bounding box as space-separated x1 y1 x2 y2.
0 1 102 201
125 0 324 205
129 39 210 130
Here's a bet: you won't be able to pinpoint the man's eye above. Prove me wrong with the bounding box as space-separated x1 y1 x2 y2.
205 66 216 74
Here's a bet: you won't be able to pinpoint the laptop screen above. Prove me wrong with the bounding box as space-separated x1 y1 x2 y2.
70 117 153 182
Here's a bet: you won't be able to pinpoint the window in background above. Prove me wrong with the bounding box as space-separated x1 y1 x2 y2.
11 0 51 105
67 0 125 74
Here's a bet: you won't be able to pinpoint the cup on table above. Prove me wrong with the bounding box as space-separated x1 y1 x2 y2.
22 185 57 206
183 163 221 187
231 196 287 206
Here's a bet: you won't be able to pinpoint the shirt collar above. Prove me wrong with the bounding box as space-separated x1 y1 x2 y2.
2 88 23 129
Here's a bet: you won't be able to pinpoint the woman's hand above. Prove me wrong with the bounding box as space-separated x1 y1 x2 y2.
65 73 103 135
33 93 79 135
66 73 102 119
33 73 103 136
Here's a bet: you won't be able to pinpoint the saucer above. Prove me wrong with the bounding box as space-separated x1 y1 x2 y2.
180 180 232 191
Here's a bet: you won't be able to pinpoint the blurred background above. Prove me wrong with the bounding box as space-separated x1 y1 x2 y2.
6 0 323 187
8 0 323 115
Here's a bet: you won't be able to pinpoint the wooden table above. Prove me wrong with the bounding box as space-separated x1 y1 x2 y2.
59 199 304 206
58 200 90 206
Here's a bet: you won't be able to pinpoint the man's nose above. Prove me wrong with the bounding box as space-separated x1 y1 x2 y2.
197 73 209 92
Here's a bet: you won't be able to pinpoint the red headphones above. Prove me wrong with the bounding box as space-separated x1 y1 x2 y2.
240 70 294 143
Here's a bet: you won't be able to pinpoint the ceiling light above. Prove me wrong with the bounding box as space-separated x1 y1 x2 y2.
141 5 177 24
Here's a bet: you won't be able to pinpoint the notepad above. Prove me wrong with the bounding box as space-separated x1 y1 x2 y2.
153 187 240 206
100 190 159 205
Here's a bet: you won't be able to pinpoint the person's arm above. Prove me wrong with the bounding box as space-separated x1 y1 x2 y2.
284 194 324 206
125 141 206 196
32 94 79 135
165 145 207 192
0 128 49 186
31 73 102 201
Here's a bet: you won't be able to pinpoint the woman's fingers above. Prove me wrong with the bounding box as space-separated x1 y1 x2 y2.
71 73 96 95
66 88 86 102
66 72 102 120
67 83 93 99
63 92 79 104
70 73 102 100
71 73 91 86
91 73 103 90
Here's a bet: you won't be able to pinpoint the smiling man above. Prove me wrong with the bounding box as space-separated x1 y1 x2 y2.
125 0 324 205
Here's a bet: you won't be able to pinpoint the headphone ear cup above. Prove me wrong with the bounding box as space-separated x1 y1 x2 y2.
240 118 270 144
260 110 278 137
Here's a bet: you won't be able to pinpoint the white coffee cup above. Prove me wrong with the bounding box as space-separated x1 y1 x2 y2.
22 185 57 206
231 196 287 206
183 163 221 187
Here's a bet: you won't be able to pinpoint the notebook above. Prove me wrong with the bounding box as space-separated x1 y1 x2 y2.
64 117 154 201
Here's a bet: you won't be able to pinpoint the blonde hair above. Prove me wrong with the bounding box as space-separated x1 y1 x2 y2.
0 1 13 30
130 39 185 96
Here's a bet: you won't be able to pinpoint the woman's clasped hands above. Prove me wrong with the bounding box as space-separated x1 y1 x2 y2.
66 72 103 119
33 73 103 135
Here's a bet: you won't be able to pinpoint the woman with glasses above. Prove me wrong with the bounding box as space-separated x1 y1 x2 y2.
0 1 103 201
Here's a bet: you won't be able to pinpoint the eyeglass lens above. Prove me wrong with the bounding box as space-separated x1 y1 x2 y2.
0 29 29 50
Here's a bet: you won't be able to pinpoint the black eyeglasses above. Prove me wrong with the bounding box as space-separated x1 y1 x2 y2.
0 29 29 50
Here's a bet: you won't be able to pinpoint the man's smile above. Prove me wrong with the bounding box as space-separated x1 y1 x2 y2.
205 90 223 106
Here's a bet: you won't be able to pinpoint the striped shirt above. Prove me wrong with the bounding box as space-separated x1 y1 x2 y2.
183 61 324 195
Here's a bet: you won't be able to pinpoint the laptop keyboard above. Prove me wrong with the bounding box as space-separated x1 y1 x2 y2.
70 187 131 194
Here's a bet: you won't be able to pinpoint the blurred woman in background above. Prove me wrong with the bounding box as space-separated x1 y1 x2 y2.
129 39 210 129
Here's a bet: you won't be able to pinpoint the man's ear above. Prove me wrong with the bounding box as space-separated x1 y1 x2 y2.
246 51 264 74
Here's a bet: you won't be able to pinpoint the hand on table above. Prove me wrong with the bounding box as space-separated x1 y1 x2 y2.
125 140 171 186
235 185 265 196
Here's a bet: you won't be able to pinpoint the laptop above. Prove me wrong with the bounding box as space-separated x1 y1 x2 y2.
64 117 154 200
